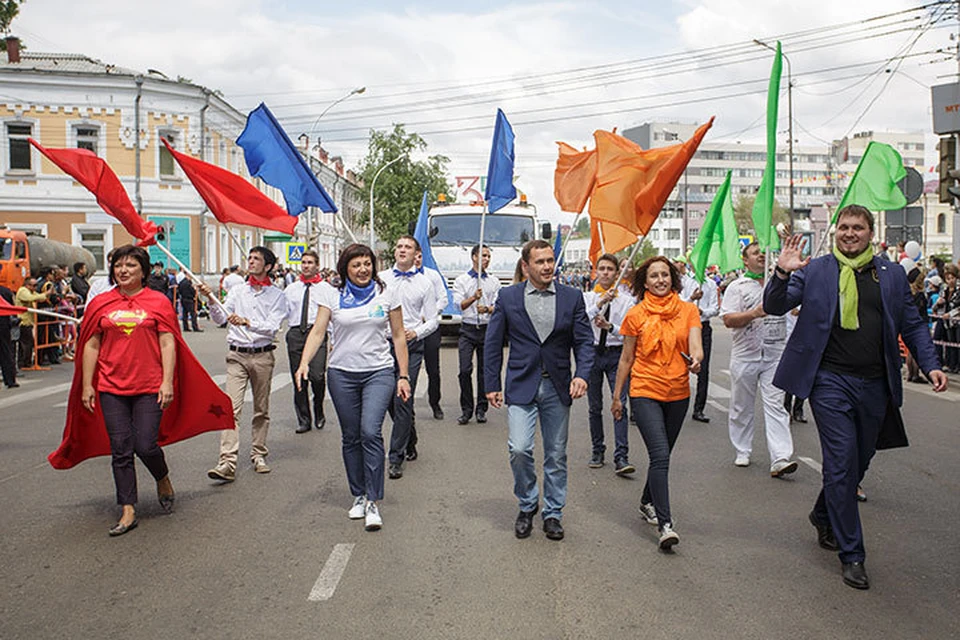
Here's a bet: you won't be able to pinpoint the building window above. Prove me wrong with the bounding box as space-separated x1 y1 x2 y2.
7 122 32 171
666 229 681 240
159 130 179 179
75 126 100 154
688 228 699 247
937 213 946 234
649 229 660 241
72 224 113 272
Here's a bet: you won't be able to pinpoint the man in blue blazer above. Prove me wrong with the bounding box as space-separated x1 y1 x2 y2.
764 205 947 590
485 239 594 541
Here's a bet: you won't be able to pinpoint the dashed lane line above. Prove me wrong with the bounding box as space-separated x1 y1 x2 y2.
798 456 823 473
0 382 73 411
308 543 355 602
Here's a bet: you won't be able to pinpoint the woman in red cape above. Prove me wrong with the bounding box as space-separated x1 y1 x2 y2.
49 245 234 536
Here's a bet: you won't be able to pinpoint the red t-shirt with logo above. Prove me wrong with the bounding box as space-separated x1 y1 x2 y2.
95 289 176 395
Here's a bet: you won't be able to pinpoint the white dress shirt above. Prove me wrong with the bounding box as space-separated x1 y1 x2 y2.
378 266 439 341
453 270 502 326
284 279 320 328
85 276 114 304
209 281 288 348
680 273 719 321
583 288 636 347
222 273 244 292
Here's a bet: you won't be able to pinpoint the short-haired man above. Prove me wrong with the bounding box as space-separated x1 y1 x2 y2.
453 244 501 425
222 265 244 293
284 250 327 433
416 251 448 422
676 258 719 423
485 239 594 541
70 262 90 307
583 253 636 474
720 242 797 477
15 277 50 369
85 249 116 305
765 205 947 590
0 284 18 387
380 235 438 479
199 247 288 481
177 275 202 332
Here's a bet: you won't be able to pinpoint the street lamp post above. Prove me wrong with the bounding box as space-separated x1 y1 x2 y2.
754 39 794 226
369 155 404 250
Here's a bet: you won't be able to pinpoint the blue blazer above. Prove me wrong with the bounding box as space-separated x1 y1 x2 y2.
763 254 940 408
484 282 595 406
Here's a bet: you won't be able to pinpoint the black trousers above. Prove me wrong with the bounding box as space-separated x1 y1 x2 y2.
0 325 15 386
388 339 424 465
100 392 168 506
423 328 442 410
18 324 34 368
457 323 488 417
285 328 327 429
181 297 199 331
693 320 712 414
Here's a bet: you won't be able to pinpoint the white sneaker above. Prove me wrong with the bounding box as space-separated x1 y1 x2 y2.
658 523 680 550
638 502 658 525
770 459 799 478
734 453 750 467
364 501 382 531
348 495 366 520
253 457 271 474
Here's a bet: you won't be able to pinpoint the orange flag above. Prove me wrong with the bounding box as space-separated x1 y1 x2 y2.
589 117 714 236
554 142 597 213
588 217 637 267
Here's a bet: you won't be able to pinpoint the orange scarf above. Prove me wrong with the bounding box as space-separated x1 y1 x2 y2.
637 291 682 367
593 281 618 296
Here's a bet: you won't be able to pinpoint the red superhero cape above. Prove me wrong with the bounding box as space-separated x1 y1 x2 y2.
48 287 234 469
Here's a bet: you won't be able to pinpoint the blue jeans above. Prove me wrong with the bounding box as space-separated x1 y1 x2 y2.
507 377 570 521
630 395 689 528
326 366 395 502
587 345 629 459
808 370 886 564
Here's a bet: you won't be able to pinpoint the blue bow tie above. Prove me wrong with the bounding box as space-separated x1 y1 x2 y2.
467 269 487 279
393 268 418 278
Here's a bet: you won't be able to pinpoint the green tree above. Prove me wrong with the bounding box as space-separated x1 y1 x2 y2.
572 216 590 237
733 194 790 236
0 1 25 50
632 238 658 264
356 124 451 251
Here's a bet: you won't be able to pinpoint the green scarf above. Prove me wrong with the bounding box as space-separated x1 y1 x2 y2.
744 271 764 280
832 246 874 330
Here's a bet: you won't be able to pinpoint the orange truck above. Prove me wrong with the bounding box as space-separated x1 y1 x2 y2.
0 226 96 291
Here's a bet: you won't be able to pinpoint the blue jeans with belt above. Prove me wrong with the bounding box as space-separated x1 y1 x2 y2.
507 377 570 521
326 366 395 501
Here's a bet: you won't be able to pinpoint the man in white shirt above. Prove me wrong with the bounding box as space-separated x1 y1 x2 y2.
284 250 327 434
720 242 797 477
222 265 244 292
583 253 637 474
379 235 438 480
416 251 448 422
677 258 719 423
198 247 288 482
452 244 501 425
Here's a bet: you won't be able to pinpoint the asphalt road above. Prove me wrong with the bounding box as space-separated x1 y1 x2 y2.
1 321 958 640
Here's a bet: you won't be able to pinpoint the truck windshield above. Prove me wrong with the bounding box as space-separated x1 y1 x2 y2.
0 238 10 260
430 214 534 247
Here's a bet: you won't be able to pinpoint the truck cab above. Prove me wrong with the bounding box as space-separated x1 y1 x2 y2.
427 196 551 333
0 229 30 291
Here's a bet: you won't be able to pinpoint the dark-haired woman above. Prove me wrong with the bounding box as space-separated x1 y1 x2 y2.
78 245 177 536
612 256 702 550
296 244 411 531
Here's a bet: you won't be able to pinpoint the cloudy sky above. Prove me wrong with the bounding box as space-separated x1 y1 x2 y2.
11 0 957 224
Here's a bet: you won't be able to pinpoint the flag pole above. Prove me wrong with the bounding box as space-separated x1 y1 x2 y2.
611 236 644 292
477 200 489 297
152 241 254 342
598 221 607 255
555 211 581 267
22 308 81 324
222 223 247 257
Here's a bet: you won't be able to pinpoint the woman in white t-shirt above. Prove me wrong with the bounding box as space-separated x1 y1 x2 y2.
296 244 411 531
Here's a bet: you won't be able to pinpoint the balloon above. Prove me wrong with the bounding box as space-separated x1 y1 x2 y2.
904 241 921 260
899 257 916 273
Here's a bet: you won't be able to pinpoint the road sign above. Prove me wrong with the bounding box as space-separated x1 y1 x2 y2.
738 235 754 251
285 242 307 264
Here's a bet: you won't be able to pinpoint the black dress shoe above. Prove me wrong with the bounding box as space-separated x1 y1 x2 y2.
315 416 326 430
405 445 418 461
842 561 869 590
809 510 839 551
5 382 19 388
108 519 139 537
295 424 311 434
476 410 487 423
388 463 403 479
456 414 471 425
691 411 710 423
543 517 564 540
792 409 808 424
432 406 444 420
514 505 538 539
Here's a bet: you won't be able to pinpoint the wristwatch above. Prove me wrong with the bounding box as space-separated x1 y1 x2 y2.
774 265 791 277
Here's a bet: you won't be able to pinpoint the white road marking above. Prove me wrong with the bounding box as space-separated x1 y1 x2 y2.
51 373 291 408
308 543 355 602
798 456 822 473
0 382 73 410
706 399 728 413
708 385 731 400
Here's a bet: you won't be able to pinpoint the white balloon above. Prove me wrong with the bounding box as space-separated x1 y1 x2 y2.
899 257 916 273
904 241 921 260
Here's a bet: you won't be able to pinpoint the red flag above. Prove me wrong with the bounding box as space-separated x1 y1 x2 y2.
48 288 234 470
29 139 157 245
162 139 298 235
0 296 27 316
554 142 597 214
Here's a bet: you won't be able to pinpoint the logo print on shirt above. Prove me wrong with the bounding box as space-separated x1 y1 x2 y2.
368 304 385 318
108 309 148 336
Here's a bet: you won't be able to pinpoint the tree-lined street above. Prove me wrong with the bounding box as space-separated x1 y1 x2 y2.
2 325 958 639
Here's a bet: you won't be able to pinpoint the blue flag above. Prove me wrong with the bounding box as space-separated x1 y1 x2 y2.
553 227 564 274
413 190 453 310
484 109 516 213
236 103 337 216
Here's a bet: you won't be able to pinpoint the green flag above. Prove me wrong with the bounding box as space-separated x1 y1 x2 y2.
751 41 782 251
832 141 907 224
689 172 740 283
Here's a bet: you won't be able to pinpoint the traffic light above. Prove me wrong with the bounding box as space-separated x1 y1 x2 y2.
939 136 958 203
156 225 166 242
